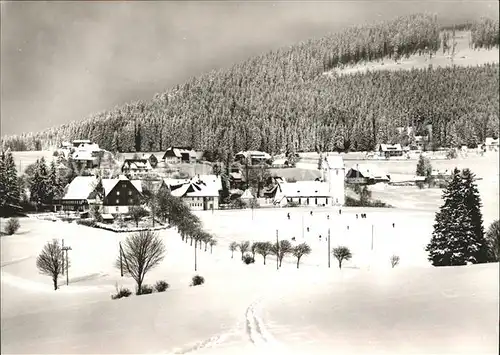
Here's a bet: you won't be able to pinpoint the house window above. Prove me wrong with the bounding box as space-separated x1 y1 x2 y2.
116 191 120 196
116 206 119 212
336 170 339 175
116 199 119 204
306 198 309 205
122 183 126 188
315 198 318 205
298 198 301 204
128 190 132 196
326 198 328 204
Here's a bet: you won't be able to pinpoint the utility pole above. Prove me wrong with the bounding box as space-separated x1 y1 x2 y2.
62 244 72 286
371 224 374 251
61 239 65 273
328 228 331 268
119 242 123 277
276 230 279 270
194 238 198 272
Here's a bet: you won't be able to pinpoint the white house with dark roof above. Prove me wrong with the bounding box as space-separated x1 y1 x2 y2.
485 137 499 151
163 174 221 210
60 175 99 212
377 143 403 158
162 147 197 164
274 154 345 206
101 175 143 214
345 164 390 185
235 151 272 165
121 159 153 176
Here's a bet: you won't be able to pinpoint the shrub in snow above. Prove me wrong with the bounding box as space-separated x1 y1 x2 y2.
136 284 154 295
76 219 96 228
111 286 132 300
390 255 400 268
4 218 20 235
190 275 205 286
154 280 170 292
242 253 255 264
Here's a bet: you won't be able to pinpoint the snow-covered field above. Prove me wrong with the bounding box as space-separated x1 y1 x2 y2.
1 153 498 354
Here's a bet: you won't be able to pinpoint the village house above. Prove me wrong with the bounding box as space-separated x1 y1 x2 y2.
162 174 221 211
345 164 390 185
162 147 197 164
235 151 272 166
229 167 245 190
121 159 153 176
377 143 404 158
58 175 99 212
101 175 143 214
274 155 345 207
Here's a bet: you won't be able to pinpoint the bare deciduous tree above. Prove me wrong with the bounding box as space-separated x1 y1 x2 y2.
272 240 293 267
332 246 352 269
255 241 273 265
238 241 251 259
209 238 217 254
293 243 312 269
229 241 238 259
116 230 166 294
390 254 400 268
36 239 65 290
129 206 149 227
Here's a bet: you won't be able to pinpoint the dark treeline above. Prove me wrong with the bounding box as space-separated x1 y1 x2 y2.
2 14 499 156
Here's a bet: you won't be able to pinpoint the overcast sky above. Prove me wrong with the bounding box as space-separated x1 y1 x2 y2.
1 1 498 136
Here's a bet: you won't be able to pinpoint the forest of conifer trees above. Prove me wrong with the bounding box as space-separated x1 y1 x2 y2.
1 14 499 157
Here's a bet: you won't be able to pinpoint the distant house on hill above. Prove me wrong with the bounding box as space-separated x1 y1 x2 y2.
162 147 197 164
59 175 99 212
345 164 390 185
485 137 499 151
162 174 221 211
121 159 153 176
72 151 98 169
377 143 403 158
101 175 143 214
235 151 272 165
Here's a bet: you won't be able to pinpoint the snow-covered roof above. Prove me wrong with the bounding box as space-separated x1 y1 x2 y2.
324 155 344 169
241 189 254 200
162 178 190 187
229 172 243 180
164 147 197 158
378 143 403 151
101 214 114 220
347 164 389 180
194 174 222 191
272 158 288 166
62 176 98 200
72 151 95 161
277 181 331 197
235 151 271 160
485 137 499 146
170 180 219 198
102 175 142 197
122 159 152 171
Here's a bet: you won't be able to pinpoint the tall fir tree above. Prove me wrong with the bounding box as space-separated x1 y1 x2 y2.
426 168 488 266
29 158 50 208
0 149 21 214
47 160 63 204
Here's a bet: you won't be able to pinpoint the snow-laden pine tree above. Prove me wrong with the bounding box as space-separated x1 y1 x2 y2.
426 168 488 266
29 158 50 208
0 149 21 215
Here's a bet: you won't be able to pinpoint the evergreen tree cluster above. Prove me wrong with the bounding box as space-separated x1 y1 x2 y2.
0 149 21 215
426 168 489 266
470 17 500 49
27 157 65 209
1 15 498 156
